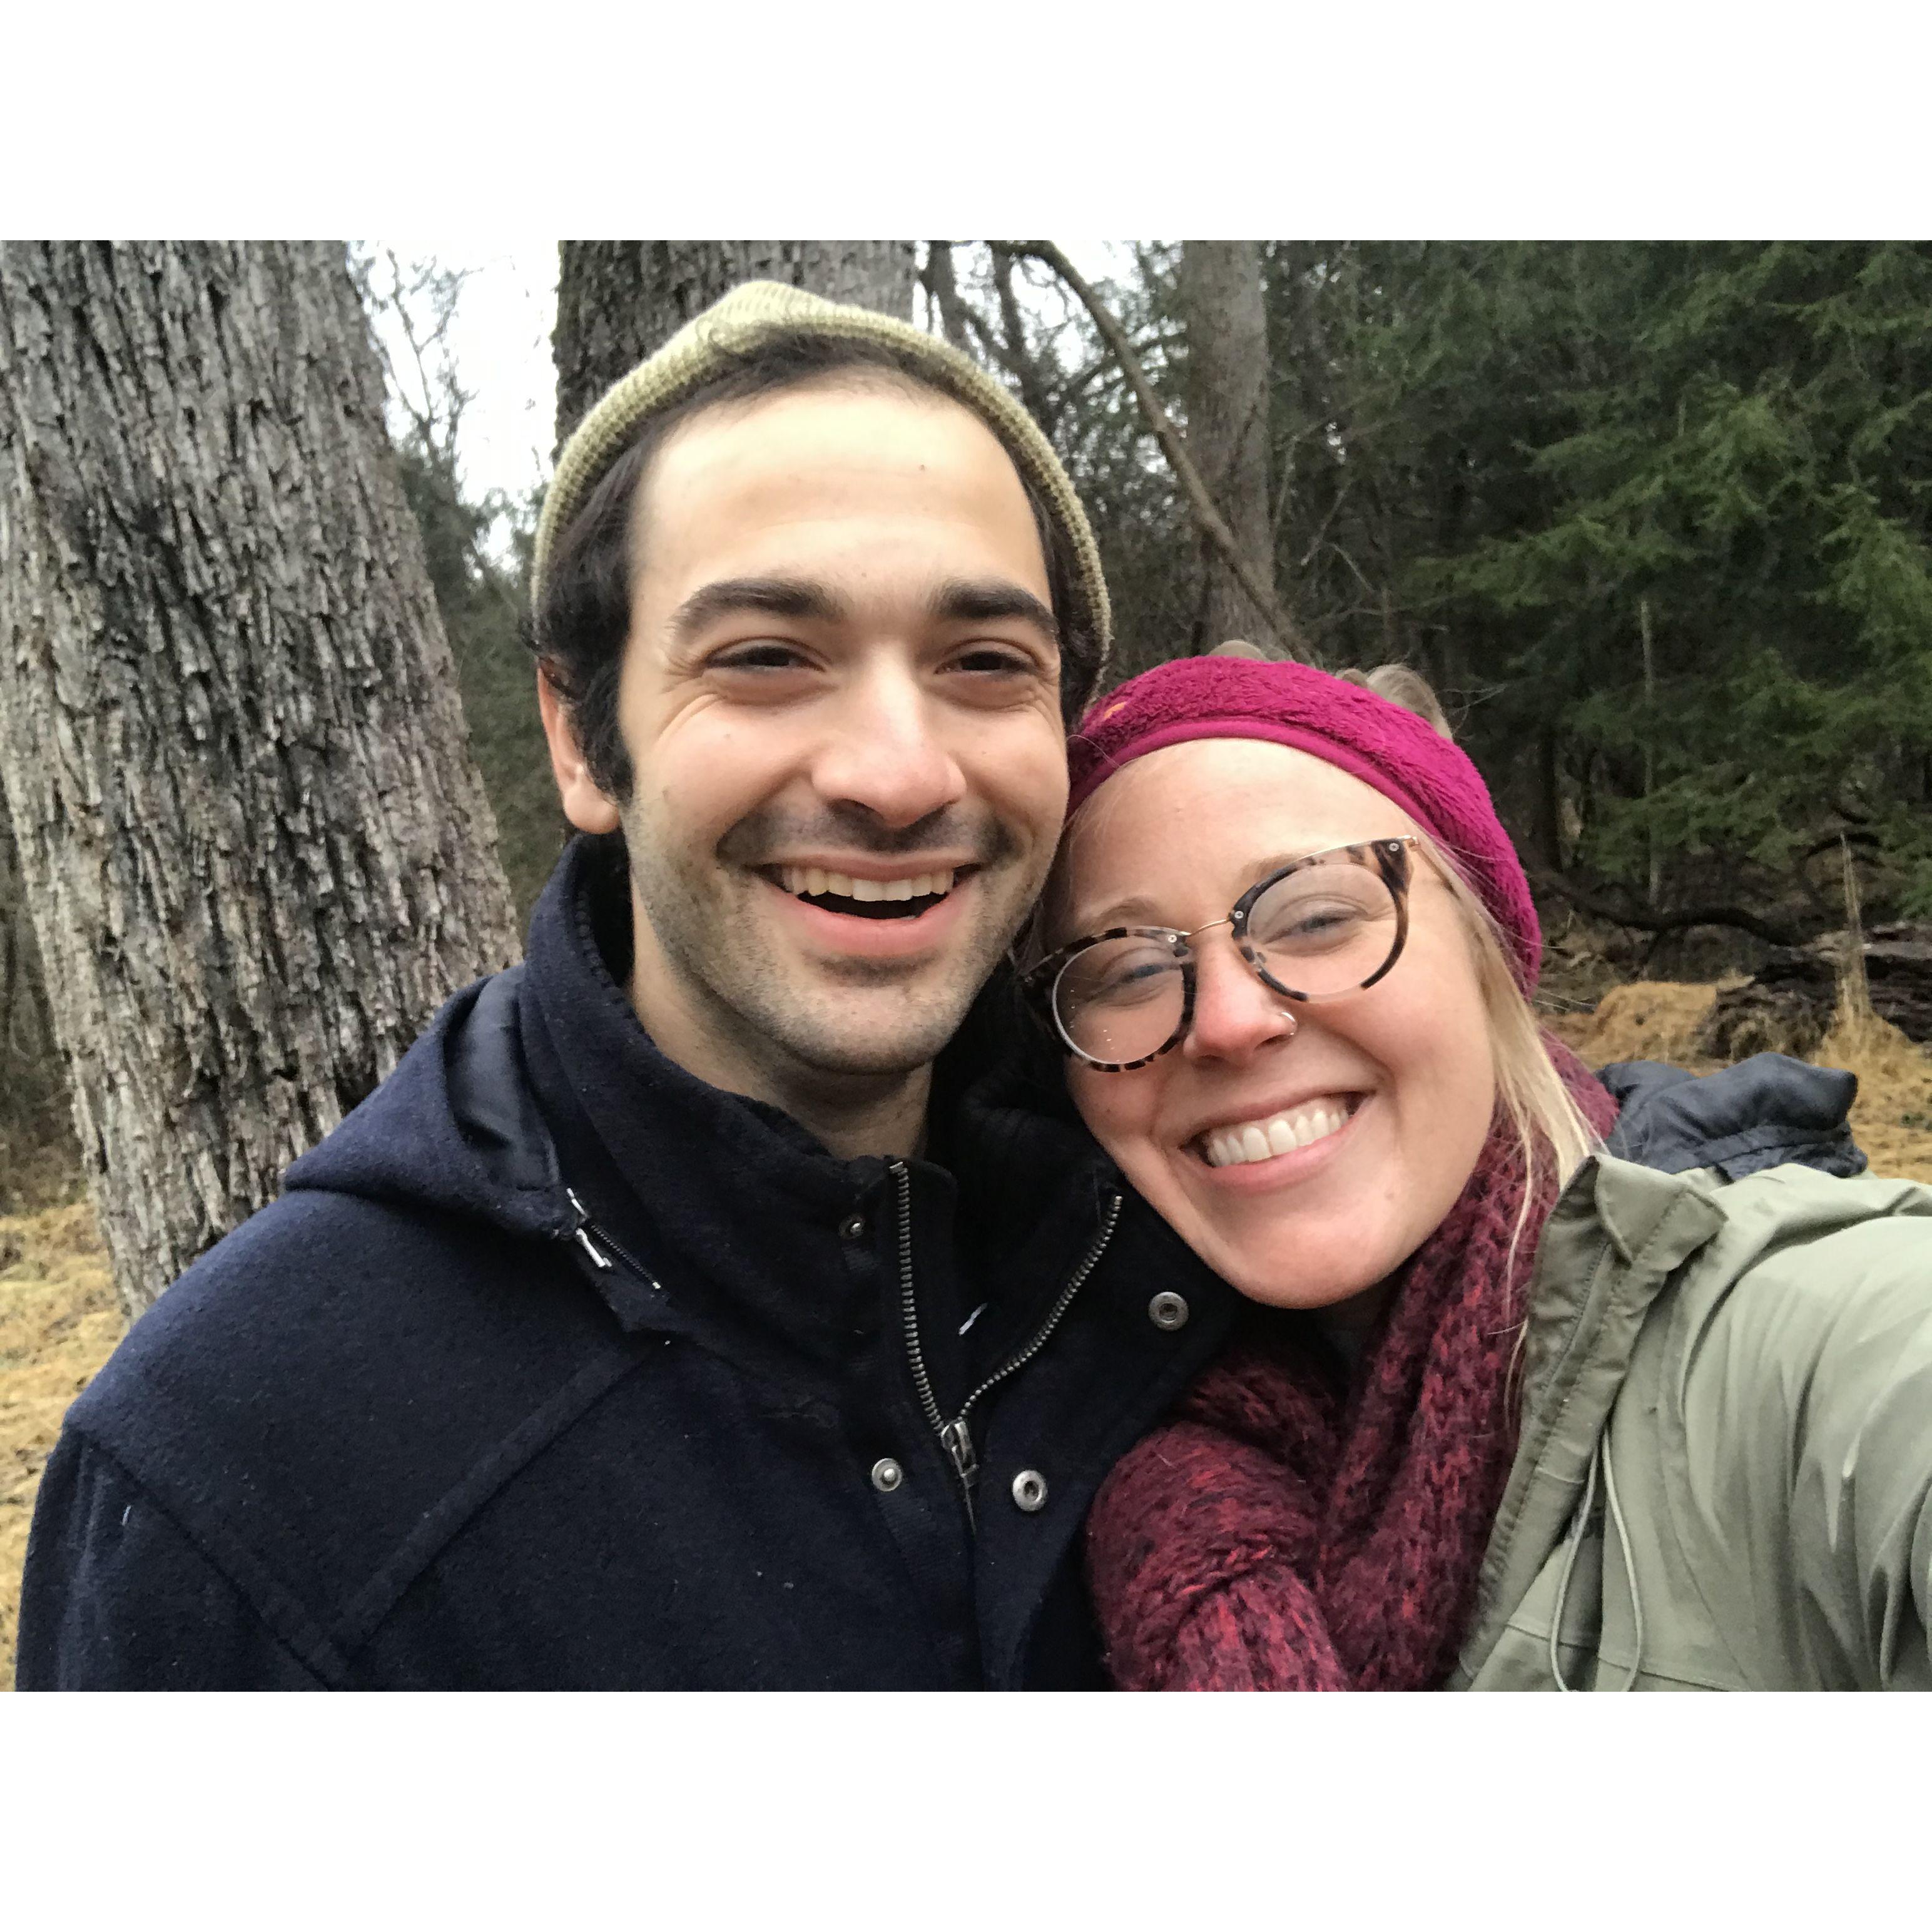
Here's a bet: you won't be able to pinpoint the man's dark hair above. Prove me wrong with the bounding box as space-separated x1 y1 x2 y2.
529 331 1094 802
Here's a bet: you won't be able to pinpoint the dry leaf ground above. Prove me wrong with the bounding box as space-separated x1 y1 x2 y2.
8 981 1932 1685
1 1201 117 1687
1545 980 1932 1183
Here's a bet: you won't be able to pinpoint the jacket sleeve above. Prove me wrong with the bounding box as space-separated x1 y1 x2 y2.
1774 1229 1932 1690
16 1429 327 1690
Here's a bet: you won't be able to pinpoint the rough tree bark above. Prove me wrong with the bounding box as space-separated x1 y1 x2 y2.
553 241 917 441
1177 242 1280 653
0 242 521 1317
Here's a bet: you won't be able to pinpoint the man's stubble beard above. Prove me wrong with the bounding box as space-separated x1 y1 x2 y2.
619 800 1041 1084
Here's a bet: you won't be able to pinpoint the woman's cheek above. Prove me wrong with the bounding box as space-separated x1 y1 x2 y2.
1068 1065 1176 1205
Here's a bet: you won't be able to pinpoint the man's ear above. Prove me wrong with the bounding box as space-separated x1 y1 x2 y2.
537 667 623 835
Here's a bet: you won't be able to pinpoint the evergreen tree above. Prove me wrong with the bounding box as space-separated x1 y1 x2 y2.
1412 243 1932 918
1038 239 1932 933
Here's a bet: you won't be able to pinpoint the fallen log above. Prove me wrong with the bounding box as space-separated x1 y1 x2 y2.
1695 923 1932 1058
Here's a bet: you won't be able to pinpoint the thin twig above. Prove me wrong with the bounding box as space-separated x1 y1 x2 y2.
1294 474 1354 571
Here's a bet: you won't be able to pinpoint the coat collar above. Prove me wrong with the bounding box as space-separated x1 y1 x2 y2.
1453 1155 1724 1674
516 837 1117 1376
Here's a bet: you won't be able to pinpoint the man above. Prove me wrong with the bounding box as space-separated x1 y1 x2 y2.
16 283 1239 1689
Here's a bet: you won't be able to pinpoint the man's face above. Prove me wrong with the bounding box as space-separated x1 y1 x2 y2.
557 377 1068 1096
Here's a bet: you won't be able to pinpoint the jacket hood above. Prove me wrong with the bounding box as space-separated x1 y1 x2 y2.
282 965 574 1244
278 836 1137 1404
1598 1053 1866 1181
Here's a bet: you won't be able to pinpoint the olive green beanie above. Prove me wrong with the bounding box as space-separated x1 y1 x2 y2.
532 280 1112 709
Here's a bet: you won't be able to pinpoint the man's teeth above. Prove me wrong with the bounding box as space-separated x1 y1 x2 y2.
1202 1099 1351 1168
778 866 957 902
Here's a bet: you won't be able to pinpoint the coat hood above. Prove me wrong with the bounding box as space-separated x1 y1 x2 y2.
282 965 575 1243
1597 1053 1865 1181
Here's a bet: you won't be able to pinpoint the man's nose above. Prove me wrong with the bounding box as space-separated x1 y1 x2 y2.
810 663 967 828
1181 933 1298 1064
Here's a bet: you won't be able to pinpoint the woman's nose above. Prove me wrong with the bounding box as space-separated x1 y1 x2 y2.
1181 933 1298 1064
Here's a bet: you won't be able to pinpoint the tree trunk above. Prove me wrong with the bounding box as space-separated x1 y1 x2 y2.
1177 242 1279 652
0 793 75 1211
1533 728 1563 873
0 241 520 1317
553 241 917 442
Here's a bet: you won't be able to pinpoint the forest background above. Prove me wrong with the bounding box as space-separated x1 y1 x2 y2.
11 236 1932 1217
4 0 1925 1893
382 237 1932 945
6 242 1932 1687
8 238 1932 1218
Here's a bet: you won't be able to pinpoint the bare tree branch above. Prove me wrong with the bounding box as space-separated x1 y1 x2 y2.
358 247 475 481
1010 239 1311 662
1294 474 1354 571
987 244 1060 437
919 242 975 353
1530 870 1807 947
918 242 1045 402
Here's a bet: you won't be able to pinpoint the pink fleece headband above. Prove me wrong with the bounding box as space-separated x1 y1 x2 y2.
1066 656 1542 990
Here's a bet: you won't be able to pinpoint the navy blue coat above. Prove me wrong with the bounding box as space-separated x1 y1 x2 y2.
16 840 1240 1689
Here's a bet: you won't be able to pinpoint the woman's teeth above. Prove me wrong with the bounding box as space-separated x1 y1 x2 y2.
1201 1098 1351 1168
779 866 957 903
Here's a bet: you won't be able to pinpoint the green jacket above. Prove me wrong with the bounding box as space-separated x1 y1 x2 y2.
1453 1149 1932 1690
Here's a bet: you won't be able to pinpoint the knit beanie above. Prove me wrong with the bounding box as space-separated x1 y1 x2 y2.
532 280 1112 711
1067 654 1542 989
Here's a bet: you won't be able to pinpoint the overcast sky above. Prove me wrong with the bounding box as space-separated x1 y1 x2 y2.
362 241 558 507
362 242 1122 514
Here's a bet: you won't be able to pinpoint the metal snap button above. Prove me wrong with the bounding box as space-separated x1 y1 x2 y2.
870 1458 903 1493
840 1213 867 1241
1011 1469 1048 1513
1148 1291 1190 1331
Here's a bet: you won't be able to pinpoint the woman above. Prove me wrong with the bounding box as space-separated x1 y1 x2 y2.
1029 652 1932 1690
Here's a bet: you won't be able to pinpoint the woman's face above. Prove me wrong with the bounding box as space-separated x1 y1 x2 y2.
1057 739 1497 1319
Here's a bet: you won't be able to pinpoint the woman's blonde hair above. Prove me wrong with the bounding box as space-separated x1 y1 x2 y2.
1337 663 1599 1234
1421 831 1597 1195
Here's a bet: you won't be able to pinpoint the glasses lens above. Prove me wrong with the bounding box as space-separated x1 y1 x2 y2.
1244 853 1401 998
1054 935 1186 1065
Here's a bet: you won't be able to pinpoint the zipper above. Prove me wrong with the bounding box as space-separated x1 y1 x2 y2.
892 1162 955 1489
889 1159 1122 1530
564 1186 661 1291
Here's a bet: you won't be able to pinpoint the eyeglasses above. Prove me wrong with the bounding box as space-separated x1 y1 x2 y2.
1026 836 1420 1072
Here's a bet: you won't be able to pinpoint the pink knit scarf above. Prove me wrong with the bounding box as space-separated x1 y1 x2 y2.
1085 1045 1619 1692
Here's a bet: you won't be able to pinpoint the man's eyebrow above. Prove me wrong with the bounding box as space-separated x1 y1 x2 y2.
668 577 850 645
928 577 1059 644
